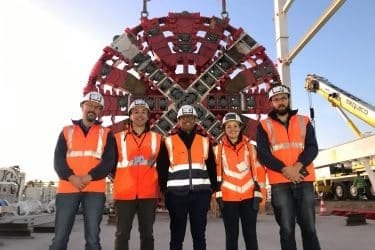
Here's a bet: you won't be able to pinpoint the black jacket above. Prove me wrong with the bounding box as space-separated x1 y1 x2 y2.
156 126 218 194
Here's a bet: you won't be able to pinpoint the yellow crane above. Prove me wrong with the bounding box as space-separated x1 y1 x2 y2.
305 74 375 200
305 74 375 138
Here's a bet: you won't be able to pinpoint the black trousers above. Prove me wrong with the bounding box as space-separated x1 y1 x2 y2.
165 191 211 250
222 198 258 250
114 199 157 250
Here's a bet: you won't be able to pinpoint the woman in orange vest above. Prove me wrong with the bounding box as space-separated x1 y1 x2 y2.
50 91 117 250
256 84 321 250
215 112 266 250
113 99 162 250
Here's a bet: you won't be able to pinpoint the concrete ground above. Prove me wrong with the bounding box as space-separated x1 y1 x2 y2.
1 212 375 249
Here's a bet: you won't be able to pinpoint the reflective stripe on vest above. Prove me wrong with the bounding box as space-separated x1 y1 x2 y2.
66 125 105 159
263 115 306 152
217 138 259 200
261 114 316 184
221 146 250 180
258 182 267 189
168 163 207 173
167 178 211 187
222 178 255 194
249 146 267 189
165 135 209 189
116 131 158 168
164 136 209 167
58 124 108 193
213 145 222 182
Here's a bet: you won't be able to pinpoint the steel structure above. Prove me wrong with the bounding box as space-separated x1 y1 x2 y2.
84 9 281 140
313 134 375 200
274 0 346 90
81 1 348 140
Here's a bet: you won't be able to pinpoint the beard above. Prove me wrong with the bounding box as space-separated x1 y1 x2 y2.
274 106 290 116
85 112 97 122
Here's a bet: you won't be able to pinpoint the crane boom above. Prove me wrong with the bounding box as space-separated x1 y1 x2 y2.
306 74 375 199
305 74 375 128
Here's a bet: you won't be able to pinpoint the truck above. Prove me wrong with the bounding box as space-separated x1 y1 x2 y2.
305 74 375 200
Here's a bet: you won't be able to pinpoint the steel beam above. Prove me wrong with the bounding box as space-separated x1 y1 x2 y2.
287 0 346 63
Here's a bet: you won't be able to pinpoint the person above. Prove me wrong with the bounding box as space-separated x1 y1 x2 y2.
256 84 321 250
353 171 367 200
215 112 266 250
113 99 163 250
50 91 117 250
156 104 218 250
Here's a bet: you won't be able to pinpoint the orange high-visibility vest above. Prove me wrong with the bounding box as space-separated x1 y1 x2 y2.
113 130 161 200
214 136 266 201
164 134 211 191
57 124 110 193
260 114 316 184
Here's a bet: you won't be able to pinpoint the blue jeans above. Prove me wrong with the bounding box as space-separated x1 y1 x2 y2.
271 182 320 250
49 192 106 250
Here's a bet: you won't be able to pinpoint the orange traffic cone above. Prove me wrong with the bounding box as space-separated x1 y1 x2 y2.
319 198 329 216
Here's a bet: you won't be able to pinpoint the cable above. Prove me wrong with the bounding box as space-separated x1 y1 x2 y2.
307 91 316 128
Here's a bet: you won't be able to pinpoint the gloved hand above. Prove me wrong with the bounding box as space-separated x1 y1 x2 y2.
252 196 262 211
216 197 224 213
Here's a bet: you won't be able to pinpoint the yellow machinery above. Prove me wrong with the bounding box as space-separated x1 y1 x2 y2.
305 74 375 138
305 74 375 200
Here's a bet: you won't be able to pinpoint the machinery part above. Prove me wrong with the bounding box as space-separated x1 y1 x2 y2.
84 11 280 140
141 0 149 18
305 74 375 130
366 180 375 200
17 200 43 216
46 199 55 214
334 183 347 200
308 74 375 200
349 184 359 200
0 166 25 204
346 213 367 226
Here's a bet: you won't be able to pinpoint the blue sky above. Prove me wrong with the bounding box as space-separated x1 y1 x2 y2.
1 0 374 181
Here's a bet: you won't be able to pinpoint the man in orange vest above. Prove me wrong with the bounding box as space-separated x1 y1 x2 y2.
256 85 321 250
113 99 162 250
50 91 117 250
156 105 218 250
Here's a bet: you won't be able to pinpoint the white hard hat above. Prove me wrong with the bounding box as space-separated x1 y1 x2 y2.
222 112 242 125
177 105 198 119
268 85 290 100
129 99 150 113
81 92 104 107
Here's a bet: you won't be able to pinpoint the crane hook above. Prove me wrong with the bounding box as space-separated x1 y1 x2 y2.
221 0 229 19
141 0 149 18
